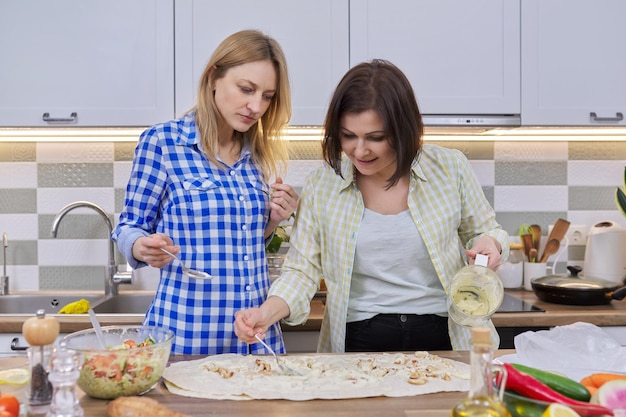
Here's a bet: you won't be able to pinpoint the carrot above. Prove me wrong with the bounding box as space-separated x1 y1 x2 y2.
580 376 598 389
580 376 598 396
589 373 626 389
579 376 599 396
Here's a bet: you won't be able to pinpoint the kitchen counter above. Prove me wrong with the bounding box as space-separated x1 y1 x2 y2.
0 311 144 334
34 350 516 417
491 289 626 328
1 289 626 335
295 289 626 331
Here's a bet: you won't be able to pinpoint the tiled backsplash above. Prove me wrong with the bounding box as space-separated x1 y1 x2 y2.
0 139 625 292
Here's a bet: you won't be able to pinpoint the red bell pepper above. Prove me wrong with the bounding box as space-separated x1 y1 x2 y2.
503 363 614 416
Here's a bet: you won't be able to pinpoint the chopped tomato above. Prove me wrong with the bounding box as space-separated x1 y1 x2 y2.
0 394 19 417
139 366 154 379
107 363 123 381
123 339 137 349
125 361 137 373
87 353 118 369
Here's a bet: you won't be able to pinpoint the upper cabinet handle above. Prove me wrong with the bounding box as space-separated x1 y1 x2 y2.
42 112 78 123
10 337 28 351
589 112 624 122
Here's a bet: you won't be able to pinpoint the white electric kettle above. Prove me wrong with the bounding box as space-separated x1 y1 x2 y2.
583 221 626 285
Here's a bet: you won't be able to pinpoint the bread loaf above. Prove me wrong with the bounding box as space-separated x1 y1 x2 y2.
107 396 190 417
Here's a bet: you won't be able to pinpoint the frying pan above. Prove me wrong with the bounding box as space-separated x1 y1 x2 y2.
531 275 626 306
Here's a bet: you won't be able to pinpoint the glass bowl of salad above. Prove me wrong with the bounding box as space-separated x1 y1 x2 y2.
63 325 174 399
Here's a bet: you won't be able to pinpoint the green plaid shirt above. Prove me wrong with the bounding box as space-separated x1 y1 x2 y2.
269 144 509 352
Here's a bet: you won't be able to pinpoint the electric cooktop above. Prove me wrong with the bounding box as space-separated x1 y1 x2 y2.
497 293 544 313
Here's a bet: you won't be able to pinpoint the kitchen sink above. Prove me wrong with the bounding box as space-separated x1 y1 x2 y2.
0 294 103 315
91 293 154 315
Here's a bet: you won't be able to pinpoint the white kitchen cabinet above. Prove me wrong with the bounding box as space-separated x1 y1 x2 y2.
349 0 520 116
0 0 174 127
174 0 349 126
521 0 626 126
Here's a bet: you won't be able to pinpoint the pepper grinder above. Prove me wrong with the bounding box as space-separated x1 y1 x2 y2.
23 309 60 412
46 341 84 417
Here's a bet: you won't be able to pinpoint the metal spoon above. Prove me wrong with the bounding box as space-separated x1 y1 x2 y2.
160 247 213 279
254 334 302 376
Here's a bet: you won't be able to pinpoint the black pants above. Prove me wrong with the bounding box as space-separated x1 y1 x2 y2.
345 313 452 352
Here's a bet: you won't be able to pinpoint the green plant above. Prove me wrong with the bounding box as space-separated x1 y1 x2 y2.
266 213 294 254
266 225 290 253
616 166 626 217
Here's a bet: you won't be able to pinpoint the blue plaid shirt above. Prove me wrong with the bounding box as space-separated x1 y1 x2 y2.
112 112 285 355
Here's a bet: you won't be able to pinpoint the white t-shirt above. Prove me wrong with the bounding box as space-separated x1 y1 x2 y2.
347 208 448 322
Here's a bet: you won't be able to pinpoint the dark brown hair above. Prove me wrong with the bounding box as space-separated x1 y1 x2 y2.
321 59 424 188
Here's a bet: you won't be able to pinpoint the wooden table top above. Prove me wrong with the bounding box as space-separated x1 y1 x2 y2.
30 350 516 417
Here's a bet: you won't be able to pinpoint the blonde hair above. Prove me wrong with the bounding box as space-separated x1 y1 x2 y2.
194 30 291 179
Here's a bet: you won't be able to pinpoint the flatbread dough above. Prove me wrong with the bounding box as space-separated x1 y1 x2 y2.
163 351 470 401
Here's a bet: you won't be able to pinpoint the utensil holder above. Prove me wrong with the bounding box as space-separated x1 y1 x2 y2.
523 262 547 291
497 262 523 289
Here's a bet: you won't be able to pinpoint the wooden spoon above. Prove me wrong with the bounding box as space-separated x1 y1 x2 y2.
548 218 570 244
530 224 542 251
521 234 533 261
529 248 538 263
539 238 560 263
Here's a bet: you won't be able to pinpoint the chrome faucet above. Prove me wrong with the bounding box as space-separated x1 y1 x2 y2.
50 201 132 296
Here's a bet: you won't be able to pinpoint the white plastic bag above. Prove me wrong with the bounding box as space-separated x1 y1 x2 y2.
514 322 626 373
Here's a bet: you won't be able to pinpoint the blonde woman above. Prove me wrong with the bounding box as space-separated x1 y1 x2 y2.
113 30 298 355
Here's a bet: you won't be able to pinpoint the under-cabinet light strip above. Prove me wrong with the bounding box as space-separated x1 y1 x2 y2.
0 126 625 142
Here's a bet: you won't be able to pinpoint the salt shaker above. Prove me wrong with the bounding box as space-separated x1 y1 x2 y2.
46 341 84 417
22 309 60 411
